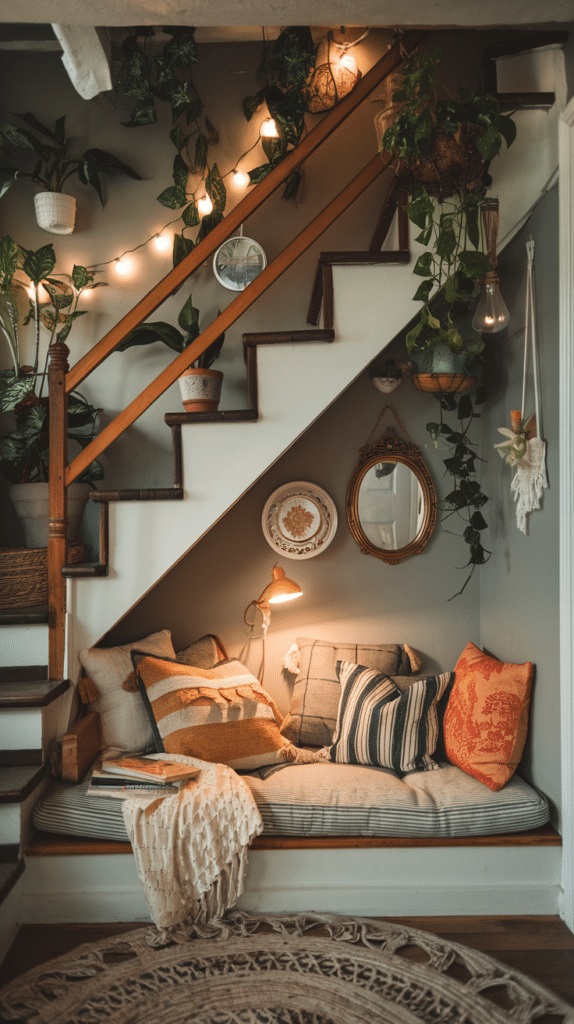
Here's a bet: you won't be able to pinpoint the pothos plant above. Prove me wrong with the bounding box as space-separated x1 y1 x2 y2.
115 26 226 266
0 236 104 484
427 386 490 599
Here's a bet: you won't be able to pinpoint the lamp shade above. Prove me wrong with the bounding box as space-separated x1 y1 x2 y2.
256 566 302 607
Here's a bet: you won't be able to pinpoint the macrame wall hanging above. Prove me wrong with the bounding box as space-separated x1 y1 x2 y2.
494 238 548 533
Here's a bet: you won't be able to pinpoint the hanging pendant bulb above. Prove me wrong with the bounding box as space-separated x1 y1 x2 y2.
472 199 510 334
472 271 510 333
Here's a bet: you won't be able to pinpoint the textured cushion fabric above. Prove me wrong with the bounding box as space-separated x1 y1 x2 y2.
32 761 550 843
443 641 534 791
280 638 422 748
133 654 315 771
318 662 453 774
79 629 176 757
175 634 225 669
243 762 550 837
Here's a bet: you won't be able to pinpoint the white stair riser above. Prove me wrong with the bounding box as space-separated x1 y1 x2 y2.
0 780 49 850
0 626 48 668
0 804 21 846
0 709 42 751
21 845 562 923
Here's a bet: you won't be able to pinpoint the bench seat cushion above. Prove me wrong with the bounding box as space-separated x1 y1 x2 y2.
32 761 549 843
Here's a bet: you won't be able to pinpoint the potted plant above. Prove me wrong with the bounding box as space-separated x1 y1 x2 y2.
0 113 141 234
375 48 516 392
369 357 414 394
117 294 225 412
0 236 103 549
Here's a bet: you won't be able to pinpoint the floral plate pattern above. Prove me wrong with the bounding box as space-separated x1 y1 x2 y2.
261 481 338 560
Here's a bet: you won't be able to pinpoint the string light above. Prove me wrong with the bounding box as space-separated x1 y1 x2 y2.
154 232 171 252
232 169 250 189
338 50 358 74
26 282 51 304
197 195 213 216
260 117 279 139
115 256 133 276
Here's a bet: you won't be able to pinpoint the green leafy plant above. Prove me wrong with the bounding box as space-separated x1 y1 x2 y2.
0 113 141 203
117 293 224 369
427 387 490 599
243 26 317 200
0 236 103 485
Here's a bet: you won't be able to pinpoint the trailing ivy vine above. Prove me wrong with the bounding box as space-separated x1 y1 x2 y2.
427 386 491 599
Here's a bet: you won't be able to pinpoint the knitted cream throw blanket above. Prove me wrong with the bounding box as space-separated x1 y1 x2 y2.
121 754 263 945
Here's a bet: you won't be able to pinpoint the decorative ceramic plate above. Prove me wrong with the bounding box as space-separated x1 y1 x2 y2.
213 235 267 291
262 481 338 560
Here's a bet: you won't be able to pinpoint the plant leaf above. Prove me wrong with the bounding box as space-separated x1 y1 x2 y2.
21 243 56 284
173 232 195 266
181 201 199 227
157 184 188 209
205 116 219 144
116 321 185 352
205 162 226 215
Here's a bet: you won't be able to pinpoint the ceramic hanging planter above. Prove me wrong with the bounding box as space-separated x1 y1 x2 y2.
34 192 76 235
178 368 223 413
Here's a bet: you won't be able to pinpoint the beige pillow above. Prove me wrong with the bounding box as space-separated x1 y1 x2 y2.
78 629 176 757
132 654 316 771
176 634 226 669
280 637 422 748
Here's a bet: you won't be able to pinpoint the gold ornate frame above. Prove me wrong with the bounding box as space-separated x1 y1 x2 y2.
346 428 437 564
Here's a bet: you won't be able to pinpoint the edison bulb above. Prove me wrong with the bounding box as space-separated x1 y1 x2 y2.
339 50 358 74
198 195 213 216
154 233 170 252
472 275 510 334
115 257 133 277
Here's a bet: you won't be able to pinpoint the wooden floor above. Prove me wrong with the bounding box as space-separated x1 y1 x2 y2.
1 916 573 1005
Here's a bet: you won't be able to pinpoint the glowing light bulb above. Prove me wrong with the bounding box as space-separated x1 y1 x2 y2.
26 282 51 304
339 50 358 74
260 118 279 139
472 274 510 334
198 195 213 216
115 257 133 277
154 233 170 252
232 169 249 189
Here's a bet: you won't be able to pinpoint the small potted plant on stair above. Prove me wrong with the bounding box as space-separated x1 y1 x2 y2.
118 294 225 413
0 112 141 234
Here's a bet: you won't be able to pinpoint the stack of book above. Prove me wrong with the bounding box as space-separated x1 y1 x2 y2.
88 756 200 799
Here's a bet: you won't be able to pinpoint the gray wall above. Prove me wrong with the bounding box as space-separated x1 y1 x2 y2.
480 186 561 824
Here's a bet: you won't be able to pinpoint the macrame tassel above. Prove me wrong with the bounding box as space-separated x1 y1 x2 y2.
282 642 300 675
404 644 422 673
78 676 100 703
122 671 140 693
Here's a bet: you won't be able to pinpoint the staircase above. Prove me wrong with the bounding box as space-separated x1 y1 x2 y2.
0 34 566 949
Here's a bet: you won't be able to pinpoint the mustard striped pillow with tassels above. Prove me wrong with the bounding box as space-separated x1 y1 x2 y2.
131 653 316 771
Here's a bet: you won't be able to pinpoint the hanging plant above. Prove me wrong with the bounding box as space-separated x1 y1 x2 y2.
427 386 490 599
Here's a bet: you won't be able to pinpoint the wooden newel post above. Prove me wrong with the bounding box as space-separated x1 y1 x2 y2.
48 342 69 681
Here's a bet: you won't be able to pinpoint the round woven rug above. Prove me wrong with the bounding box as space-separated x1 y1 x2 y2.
0 912 572 1024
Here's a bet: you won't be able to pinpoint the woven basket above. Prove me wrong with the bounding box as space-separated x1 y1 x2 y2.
0 542 85 609
411 373 477 395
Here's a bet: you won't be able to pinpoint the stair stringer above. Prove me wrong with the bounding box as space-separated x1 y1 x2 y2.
65 93 560 682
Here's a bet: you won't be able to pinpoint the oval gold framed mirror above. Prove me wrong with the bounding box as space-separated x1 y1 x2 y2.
346 428 437 564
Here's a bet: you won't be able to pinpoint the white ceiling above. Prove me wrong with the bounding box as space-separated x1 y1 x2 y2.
0 0 571 29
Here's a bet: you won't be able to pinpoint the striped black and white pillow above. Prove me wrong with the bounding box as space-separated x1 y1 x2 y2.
321 661 454 774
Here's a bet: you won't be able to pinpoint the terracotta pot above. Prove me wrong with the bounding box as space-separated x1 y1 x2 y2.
178 368 223 413
34 192 76 234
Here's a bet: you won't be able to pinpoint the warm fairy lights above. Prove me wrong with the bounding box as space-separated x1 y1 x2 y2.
259 117 279 139
232 169 250 189
154 232 171 251
115 256 133 276
26 282 51 304
197 194 213 216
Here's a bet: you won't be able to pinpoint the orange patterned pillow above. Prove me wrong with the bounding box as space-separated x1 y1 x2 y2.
443 642 533 791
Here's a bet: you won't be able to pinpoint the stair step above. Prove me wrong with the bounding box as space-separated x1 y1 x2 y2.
0 678 68 709
0 605 48 626
165 409 259 425
0 765 48 804
0 666 48 682
0 859 24 906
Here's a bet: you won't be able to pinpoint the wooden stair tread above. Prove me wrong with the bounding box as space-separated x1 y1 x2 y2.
0 764 48 804
165 410 259 425
0 678 68 708
0 605 48 625
0 860 25 906
25 823 561 857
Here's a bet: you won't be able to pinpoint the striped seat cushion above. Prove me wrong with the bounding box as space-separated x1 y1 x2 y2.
319 661 454 774
132 653 315 771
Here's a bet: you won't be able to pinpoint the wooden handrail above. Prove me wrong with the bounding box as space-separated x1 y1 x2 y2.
65 31 426 396
66 152 390 485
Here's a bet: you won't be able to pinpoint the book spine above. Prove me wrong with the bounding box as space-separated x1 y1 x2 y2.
92 780 171 789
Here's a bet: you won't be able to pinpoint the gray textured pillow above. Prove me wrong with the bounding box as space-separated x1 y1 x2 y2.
280 637 422 747
175 634 224 669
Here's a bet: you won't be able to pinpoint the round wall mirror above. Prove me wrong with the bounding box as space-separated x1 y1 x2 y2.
346 429 437 563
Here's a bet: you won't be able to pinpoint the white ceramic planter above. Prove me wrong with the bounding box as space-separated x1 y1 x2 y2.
372 377 401 394
178 368 223 413
34 192 76 235
9 482 91 548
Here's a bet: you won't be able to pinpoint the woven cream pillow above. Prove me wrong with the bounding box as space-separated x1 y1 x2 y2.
280 638 423 747
78 629 176 757
132 653 315 771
